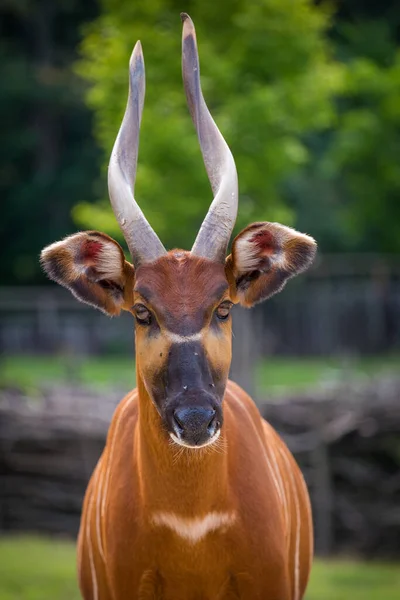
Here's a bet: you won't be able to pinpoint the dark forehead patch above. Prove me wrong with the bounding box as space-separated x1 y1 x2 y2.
134 251 228 334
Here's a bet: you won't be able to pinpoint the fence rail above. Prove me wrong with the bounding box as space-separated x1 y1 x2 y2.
1 254 399 359
1 377 399 557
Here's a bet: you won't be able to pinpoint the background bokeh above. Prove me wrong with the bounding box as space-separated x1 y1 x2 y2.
1 0 399 598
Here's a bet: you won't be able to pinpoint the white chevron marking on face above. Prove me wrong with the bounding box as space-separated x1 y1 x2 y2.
164 331 203 344
151 511 236 544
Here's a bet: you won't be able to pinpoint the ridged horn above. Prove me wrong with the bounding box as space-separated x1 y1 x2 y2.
108 41 166 267
181 13 238 263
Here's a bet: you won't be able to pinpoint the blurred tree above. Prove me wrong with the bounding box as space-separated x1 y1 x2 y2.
0 0 100 284
75 0 343 252
323 54 400 252
2 0 399 287
290 1 400 253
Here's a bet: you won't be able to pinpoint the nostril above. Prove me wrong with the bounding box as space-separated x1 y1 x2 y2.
172 406 220 443
207 409 216 427
173 409 185 431
206 409 217 433
173 408 217 430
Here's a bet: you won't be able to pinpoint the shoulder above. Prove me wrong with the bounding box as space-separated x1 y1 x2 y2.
106 388 139 444
224 380 288 452
224 380 265 438
225 380 260 416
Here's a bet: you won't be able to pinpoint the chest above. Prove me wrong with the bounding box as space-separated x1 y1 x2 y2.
105 516 287 600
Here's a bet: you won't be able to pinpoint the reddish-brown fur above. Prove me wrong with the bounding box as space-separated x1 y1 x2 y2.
134 254 229 333
78 380 313 600
41 223 316 600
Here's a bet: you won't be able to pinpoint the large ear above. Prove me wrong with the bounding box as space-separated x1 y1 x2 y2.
40 231 135 316
225 222 316 307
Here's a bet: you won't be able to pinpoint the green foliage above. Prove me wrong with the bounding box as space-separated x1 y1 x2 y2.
290 15 400 253
3 1 400 286
0 0 100 284
323 51 400 252
75 0 343 251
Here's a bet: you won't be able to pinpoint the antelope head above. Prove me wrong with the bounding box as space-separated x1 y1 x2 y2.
41 15 316 449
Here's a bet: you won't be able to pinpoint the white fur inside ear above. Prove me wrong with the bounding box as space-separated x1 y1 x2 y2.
93 240 123 280
41 233 124 283
234 223 316 274
234 235 263 272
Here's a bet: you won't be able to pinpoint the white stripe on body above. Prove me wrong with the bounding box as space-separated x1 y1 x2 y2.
297 466 313 574
228 390 286 511
278 446 301 600
229 386 300 599
101 393 136 520
86 482 99 600
78 461 100 593
265 424 290 546
95 460 105 562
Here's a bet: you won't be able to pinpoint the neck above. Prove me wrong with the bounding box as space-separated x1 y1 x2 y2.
135 370 229 516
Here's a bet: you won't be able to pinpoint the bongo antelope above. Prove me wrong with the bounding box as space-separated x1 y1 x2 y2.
41 14 316 600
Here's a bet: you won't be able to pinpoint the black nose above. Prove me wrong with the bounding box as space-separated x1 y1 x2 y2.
172 406 218 446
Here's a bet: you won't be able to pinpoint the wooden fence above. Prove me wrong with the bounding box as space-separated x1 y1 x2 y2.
1 254 399 360
1 378 399 557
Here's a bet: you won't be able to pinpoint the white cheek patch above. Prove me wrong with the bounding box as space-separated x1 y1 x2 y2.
151 511 236 544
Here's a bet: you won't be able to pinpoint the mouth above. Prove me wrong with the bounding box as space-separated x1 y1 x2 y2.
169 429 221 449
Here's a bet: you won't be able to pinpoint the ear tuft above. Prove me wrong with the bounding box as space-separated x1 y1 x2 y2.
226 222 316 307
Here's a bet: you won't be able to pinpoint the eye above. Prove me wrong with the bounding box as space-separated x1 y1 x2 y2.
216 302 232 321
133 303 152 326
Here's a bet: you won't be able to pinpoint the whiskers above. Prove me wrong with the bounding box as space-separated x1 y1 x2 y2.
169 438 188 465
204 432 228 457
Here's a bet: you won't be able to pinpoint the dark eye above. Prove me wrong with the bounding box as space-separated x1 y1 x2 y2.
133 303 152 326
216 302 232 321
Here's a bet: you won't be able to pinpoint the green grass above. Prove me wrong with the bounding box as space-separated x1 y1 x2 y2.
255 354 400 393
0 536 80 600
0 353 398 394
0 354 136 392
0 536 398 600
306 559 400 600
